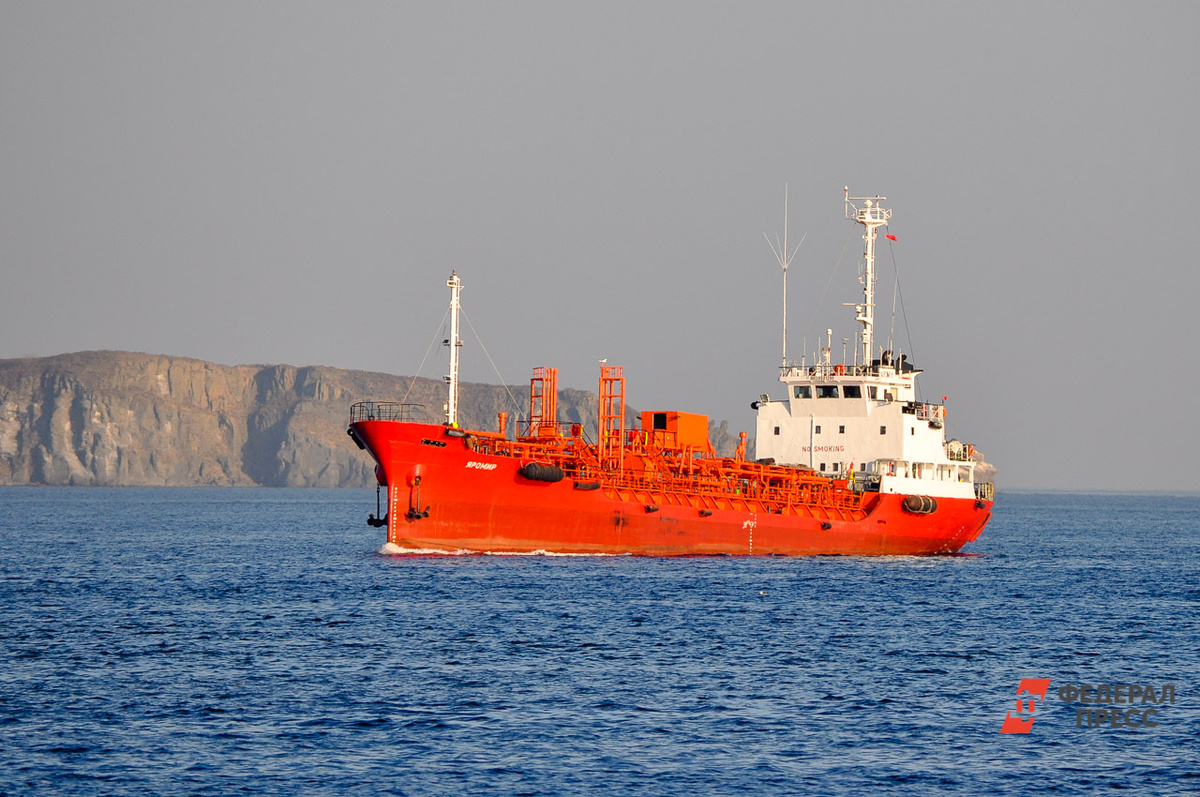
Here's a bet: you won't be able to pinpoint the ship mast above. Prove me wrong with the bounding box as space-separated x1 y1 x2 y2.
445 270 462 426
845 188 891 369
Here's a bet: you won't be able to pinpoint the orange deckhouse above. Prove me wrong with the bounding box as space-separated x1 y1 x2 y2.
348 192 993 555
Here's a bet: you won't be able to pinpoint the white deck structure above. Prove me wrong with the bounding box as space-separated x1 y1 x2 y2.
754 190 991 501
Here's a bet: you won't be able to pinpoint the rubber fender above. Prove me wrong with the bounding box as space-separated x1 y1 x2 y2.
519 462 564 483
573 481 601 491
347 428 366 450
902 495 938 514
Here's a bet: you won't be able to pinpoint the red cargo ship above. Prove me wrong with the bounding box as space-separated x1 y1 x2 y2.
348 190 993 555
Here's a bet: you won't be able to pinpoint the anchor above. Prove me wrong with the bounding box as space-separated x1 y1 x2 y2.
367 483 389 527
406 475 430 520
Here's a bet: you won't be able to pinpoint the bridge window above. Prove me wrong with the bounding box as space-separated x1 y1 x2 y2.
839 425 845 434
880 426 887 435
773 426 780 435
793 385 812 399
817 385 839 398
815 425 822 434
843 385 862 398
819 462 826 471
869 386 878 400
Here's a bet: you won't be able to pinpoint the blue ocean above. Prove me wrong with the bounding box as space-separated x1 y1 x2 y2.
1 489 1197 795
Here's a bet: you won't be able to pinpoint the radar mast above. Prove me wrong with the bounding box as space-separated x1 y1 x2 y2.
845 188 892 369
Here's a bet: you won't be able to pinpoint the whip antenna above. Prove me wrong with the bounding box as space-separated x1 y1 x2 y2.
765 183 806 367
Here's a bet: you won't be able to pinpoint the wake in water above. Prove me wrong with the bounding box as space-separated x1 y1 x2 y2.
377 542 627 557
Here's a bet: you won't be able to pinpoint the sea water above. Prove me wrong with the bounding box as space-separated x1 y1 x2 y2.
1 488 1197 795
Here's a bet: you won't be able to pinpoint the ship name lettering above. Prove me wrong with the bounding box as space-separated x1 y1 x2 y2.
465 461 498 471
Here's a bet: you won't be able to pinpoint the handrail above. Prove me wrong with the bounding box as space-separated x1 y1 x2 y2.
516 420 586 440
946 446 974 463
349 401 428 424
470 429 863 514
909 402 946 422
779 362 922 379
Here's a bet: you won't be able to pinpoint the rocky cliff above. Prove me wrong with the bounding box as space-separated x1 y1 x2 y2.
0 351 744 487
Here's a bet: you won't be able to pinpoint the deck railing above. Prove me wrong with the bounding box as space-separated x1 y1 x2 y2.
349 401 427 424
946 446 974 463
780 361 920 379
904 402 945 422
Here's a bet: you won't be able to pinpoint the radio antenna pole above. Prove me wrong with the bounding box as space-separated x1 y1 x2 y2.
765 183 806 367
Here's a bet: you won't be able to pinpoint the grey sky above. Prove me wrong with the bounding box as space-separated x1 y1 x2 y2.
2 2 1197 492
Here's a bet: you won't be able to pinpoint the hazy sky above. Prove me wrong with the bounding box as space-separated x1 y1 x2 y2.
3 2 1198 492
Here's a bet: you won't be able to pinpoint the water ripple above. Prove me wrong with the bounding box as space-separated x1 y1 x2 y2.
0 488 1197 795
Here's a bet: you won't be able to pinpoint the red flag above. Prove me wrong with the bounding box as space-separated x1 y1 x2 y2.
885 234 898 241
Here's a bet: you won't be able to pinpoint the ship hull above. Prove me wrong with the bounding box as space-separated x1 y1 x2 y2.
352 421 991 556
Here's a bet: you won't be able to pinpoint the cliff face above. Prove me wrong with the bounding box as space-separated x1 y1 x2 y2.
0 351 621 487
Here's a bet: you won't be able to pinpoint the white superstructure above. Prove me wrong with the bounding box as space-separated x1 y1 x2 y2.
754 190 988 501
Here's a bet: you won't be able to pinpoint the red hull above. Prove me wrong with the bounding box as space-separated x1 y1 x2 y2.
351 420 992 556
